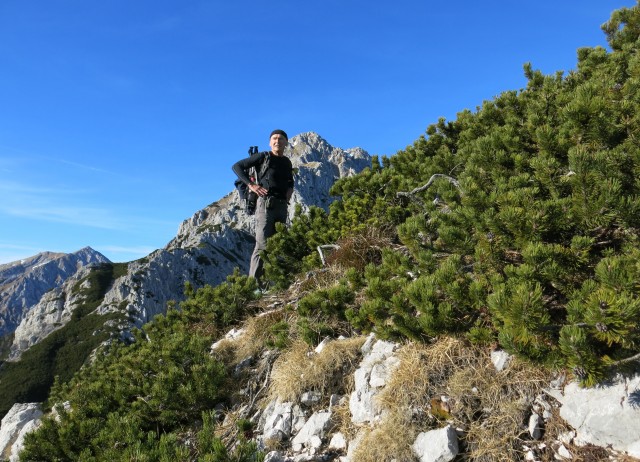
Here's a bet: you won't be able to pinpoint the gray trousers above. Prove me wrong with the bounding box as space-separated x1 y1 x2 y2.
249 196 289 282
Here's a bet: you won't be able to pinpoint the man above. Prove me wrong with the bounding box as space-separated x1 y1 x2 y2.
232 129 294 286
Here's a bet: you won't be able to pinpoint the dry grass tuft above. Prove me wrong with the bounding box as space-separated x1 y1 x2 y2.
349 415 418 462
299 265 348 293
351 339 475 462
325 226 396 271
233 308 292 361
449 357 551 461
353 337 553 462
464 399 529 462
376 343 435 426
377 337 481 424
268 336 366 403
330 397 359 441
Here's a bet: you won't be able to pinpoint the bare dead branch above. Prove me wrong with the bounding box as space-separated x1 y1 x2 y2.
317 245 340 266
396 174 464 200
611 351 640 366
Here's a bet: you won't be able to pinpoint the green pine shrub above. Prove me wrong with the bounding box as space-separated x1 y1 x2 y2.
263 205 337 289
331 3 640 383
19 271 271 461
296 281 356 345
178 269 259 333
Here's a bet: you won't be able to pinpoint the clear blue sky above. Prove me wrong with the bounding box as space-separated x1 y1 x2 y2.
0 1 635 264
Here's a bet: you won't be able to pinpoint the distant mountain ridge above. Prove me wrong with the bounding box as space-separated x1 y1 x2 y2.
4 132 371 360
0 247 110 344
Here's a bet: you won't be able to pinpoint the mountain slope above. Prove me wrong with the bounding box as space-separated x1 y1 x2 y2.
6 3 640 460
0 132 370 418
0 247 110 349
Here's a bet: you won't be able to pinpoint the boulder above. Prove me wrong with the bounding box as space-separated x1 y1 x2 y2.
528 412 544 440
490 349 512 372
259 400 306 443
412 425 459 462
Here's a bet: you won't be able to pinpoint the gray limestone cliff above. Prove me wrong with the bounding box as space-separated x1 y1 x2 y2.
7 132 371 359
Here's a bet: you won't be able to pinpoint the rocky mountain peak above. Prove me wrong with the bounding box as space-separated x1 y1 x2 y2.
0 247 110 340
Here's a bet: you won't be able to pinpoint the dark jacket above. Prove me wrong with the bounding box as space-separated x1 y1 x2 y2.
232 152 294 199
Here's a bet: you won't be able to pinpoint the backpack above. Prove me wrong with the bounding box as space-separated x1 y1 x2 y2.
234 146 271 215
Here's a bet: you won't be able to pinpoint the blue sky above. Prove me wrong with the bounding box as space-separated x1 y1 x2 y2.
0 1 635 264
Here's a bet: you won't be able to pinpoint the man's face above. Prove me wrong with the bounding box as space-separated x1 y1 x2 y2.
270 134 288 155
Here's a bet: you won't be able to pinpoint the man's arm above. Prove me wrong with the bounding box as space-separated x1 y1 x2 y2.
232 155 269 197
286 159 294 202
231 156 256 186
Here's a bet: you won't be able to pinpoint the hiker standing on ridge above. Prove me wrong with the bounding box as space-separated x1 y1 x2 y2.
232 129 294 287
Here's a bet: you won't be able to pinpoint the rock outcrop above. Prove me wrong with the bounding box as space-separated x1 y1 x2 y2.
0 403 42 462
549 375 640 458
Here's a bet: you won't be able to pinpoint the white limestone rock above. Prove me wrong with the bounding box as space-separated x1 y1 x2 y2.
263 451 288 462
490 349 512 372
259 400 306 443
555 374 640 457
8 418 41 462
349 334 399 424
291 411 332 452
329 432 347 450
340 431 364 462
528 412 544 440
555 443 572 460
300 391 322 407
0 403 43 461
412 425 459 462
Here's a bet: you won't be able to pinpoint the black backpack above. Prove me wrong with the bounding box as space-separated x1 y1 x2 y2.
234 146 271 215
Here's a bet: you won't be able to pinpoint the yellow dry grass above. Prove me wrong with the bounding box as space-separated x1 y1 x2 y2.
299 264 348 293
268 336 366 404
377 337 478 423
232 308 293 362
326 226 396 271
349 415 418 462
329 397 358 441
351 337 552 462
447 357 549 461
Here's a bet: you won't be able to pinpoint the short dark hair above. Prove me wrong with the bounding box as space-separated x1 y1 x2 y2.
270 129 288 140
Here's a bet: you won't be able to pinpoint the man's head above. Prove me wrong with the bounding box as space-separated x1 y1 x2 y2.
269 129 288 155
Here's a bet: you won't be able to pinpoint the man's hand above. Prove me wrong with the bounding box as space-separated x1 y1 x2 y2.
249 183 268 197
